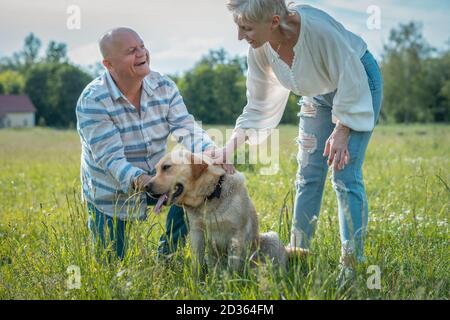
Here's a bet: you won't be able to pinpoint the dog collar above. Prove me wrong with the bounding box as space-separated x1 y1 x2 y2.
207 175 225 200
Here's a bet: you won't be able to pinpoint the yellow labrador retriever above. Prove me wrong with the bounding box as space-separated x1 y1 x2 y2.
147 150 288 274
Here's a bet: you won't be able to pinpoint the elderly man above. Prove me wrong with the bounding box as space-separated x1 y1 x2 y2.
76 27 218 259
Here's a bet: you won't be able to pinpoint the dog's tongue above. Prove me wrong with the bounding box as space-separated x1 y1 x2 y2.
153 194 168 214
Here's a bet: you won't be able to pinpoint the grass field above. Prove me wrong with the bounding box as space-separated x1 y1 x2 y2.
0 125 448 300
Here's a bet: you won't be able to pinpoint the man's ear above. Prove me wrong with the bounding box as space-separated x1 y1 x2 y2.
190 154 209 180
102 59 112 71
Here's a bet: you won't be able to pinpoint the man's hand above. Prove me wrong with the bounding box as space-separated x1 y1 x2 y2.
323 123 351 171
133 174 153 192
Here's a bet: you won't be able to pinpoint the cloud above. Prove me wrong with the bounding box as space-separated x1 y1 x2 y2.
67 42 101 67
151 36 231 75
152 36 224 61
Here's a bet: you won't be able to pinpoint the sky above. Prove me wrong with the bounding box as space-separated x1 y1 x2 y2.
0 0 449 75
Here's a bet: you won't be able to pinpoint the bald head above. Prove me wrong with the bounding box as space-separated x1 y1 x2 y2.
98 27 150 82
99 27 141 59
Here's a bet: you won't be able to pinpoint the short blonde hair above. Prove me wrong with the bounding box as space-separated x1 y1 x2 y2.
226 0 295 24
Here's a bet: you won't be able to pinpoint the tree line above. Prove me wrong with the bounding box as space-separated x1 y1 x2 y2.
0 34 92 127
0 21 449 128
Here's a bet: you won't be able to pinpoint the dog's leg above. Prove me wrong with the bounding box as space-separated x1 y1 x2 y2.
228 236 245 273
190 228 205 278
206 240 221 273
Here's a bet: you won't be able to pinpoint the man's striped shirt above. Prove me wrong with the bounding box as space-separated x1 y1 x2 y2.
76 71 214 220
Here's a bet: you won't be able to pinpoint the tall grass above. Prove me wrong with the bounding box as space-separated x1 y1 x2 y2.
0 125 448 299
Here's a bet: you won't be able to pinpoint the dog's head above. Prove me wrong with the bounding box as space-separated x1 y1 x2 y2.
147 150 225 213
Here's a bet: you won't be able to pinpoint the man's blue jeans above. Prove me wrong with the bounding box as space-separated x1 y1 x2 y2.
87 197 187 260
291 50 383 263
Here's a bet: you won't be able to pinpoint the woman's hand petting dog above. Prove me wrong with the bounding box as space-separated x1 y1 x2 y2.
323 122 351 171
203 148 236 174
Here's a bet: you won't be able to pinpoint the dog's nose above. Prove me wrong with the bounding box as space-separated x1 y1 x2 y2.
145 181 153 193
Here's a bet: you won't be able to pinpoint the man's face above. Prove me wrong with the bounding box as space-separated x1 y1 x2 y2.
103 31 150 80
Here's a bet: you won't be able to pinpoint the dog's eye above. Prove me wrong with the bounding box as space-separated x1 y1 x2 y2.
162 164 171 171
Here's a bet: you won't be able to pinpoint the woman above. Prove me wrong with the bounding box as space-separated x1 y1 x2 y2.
206 0 383 281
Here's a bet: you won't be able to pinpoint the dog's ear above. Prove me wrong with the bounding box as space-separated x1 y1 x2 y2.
190 154 209 180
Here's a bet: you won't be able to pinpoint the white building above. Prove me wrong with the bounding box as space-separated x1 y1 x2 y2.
0 95 37 128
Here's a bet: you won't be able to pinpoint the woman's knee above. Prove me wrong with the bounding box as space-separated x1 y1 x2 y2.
295 163 328 191
330 168 363 194
296 131 319 169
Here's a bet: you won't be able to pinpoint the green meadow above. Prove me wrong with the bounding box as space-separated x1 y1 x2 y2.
0 125 448 299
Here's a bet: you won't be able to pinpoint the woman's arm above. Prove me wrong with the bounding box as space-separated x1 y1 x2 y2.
206 46 290 163
323 120 350 171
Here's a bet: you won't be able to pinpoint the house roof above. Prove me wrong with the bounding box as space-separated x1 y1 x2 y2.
0 95 37 117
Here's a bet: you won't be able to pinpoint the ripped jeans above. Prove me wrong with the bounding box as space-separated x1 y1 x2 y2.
290 50 383 263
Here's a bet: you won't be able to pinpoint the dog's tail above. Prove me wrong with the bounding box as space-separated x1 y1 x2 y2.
257 232 310 268
284 245 310 260
258 231 288 267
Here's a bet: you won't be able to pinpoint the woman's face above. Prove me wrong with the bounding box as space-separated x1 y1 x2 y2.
235 18 275 48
